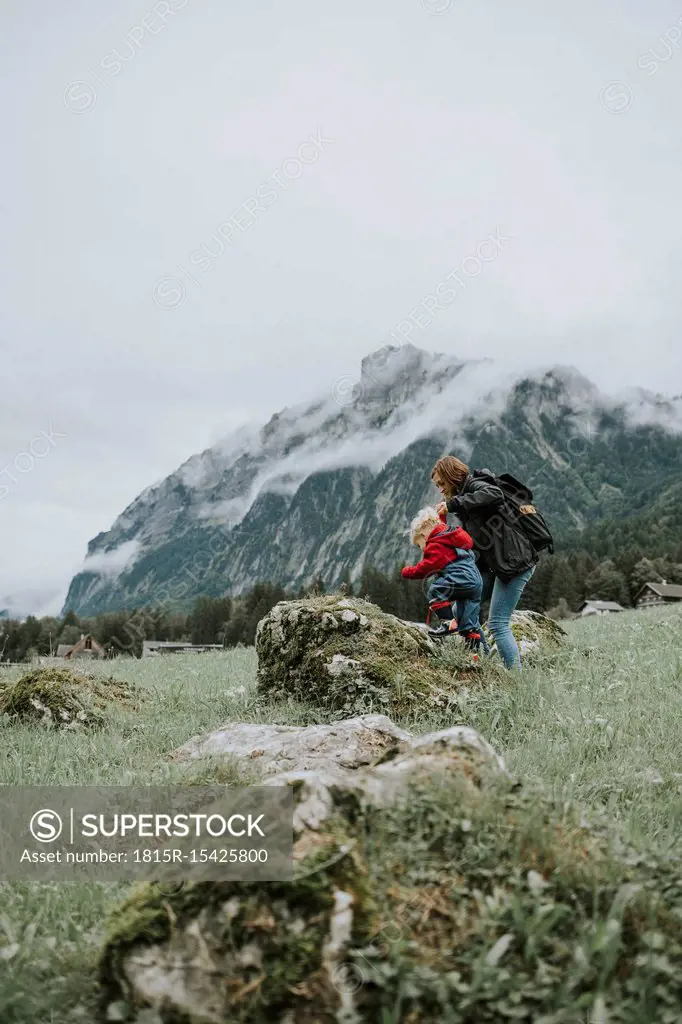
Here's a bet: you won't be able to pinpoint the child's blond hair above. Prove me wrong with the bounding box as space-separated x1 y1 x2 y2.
409 506 441 545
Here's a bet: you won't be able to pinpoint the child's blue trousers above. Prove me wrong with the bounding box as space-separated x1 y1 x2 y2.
426 552 483 636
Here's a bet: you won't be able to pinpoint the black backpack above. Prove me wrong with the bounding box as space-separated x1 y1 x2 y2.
495 473 554 554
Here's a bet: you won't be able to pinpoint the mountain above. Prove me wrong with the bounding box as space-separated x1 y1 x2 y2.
62 345 682 616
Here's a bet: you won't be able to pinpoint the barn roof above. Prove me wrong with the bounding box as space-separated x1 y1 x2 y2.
580 600 625 611
635 582 682 601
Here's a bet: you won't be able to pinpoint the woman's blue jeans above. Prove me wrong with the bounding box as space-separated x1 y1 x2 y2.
480 566 536 669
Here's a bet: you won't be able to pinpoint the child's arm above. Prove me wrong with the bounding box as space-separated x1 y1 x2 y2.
401 541 445 579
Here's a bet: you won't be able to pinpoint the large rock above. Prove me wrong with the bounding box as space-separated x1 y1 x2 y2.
100 723 508 1024
255 597 566 716
100 723 682 1024
255 596 476 716
170 714 411 772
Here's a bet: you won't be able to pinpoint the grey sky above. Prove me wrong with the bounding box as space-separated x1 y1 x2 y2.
2 0 682 613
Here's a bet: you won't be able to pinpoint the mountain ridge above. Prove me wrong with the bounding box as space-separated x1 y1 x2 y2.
62 345 682 616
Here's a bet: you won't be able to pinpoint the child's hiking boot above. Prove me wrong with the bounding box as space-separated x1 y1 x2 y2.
428 619 459 638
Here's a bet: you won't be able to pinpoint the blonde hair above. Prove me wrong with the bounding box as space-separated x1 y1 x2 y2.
409 506 441 545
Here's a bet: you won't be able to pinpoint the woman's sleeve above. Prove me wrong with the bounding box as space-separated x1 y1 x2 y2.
447 479 504 515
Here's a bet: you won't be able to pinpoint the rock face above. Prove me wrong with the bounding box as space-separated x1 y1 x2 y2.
255 596 475 716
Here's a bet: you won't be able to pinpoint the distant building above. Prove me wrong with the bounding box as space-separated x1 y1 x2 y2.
142 640 224 657
633 581 682 610
58 634 106 660
578 600 626 617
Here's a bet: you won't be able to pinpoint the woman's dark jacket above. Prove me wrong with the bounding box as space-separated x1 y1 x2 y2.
446 469 538 581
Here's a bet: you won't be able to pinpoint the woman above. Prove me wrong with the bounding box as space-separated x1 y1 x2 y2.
432 455 537 670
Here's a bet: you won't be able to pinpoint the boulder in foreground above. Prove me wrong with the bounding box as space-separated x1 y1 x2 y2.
101 732 682 1024
101 722 508 1023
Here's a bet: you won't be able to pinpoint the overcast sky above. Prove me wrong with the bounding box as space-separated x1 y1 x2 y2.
2 0 682 613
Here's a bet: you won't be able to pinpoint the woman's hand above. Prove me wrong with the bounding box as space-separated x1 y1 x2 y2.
436 501 448 516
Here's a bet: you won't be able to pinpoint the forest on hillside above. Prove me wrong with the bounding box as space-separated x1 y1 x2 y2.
2 539 681 663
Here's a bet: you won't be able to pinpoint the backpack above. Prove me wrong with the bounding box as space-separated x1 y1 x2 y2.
494 473 554 554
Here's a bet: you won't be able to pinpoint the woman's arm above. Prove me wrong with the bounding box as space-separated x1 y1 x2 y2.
447 478 504 515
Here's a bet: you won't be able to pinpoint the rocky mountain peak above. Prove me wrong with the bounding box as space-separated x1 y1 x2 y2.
359 343 462 400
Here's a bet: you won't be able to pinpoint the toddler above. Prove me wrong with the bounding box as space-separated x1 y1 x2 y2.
401 506 485 650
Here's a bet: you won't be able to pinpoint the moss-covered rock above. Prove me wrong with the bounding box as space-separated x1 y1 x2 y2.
256 597 477 716
100 757 682 1024
255 598 566 716
408 609 567 657
506 609 568 653
101 839 371 1024
0 666 143 727
99 729 506 1023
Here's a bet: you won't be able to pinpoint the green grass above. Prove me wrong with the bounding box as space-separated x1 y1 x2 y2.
1 606 681 1022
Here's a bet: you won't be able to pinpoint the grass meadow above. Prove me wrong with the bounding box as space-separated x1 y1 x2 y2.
0 606 680 1022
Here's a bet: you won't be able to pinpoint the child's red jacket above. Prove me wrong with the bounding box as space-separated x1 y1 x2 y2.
401 515 474 579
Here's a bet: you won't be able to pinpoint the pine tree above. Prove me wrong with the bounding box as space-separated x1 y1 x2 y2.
629 557 662 600
584 559 630 606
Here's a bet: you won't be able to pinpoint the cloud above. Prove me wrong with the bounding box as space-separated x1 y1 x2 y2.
192 352 531 526
81 540 140 577
611 389 682 433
